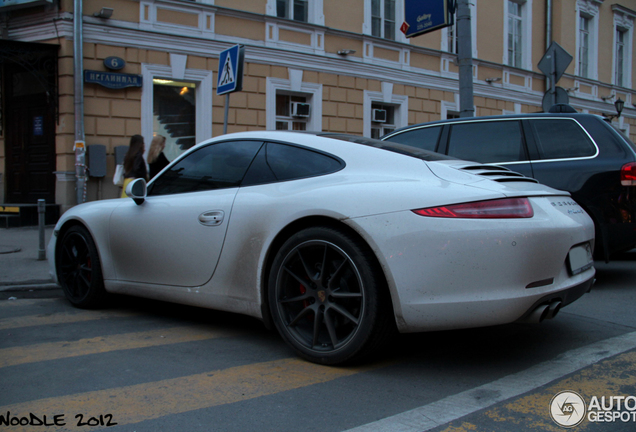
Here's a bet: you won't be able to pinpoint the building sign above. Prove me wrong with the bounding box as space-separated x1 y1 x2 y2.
84 70 143 89
33 116 43 136
0 0 53 11
104 57 126 71
403 0 454 38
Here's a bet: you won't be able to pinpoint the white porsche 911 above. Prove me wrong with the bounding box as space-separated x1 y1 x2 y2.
49 131 595 364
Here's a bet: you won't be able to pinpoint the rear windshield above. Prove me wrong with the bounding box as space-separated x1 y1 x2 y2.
609 123 636 153
318 133 456 162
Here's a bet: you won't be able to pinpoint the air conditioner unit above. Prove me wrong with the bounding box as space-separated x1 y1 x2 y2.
290 102 311 117
372 109 387 123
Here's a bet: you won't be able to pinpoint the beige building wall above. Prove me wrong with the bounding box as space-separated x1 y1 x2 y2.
2 0 635 209
476 1 504 64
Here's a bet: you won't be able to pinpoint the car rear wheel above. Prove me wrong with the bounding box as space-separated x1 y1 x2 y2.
268 226 393 365
57 225 107 309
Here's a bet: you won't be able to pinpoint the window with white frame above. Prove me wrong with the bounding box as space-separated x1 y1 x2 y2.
613 7 634 89
503 0 531 70
441 4 477 57
370 103 395 139
364 88 407 138
275 93 309 131
446 20 458 54
371 0 396 40
277 0 308 22
507 1 523 68
615 28 625 87
579 15 591 78
576 1 599 80
266 75 322 132
141 60 213 163
266 0 323 25
153 79 197 160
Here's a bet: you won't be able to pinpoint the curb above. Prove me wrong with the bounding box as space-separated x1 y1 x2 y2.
0 282 59 292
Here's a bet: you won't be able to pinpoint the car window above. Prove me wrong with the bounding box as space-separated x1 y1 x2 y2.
529 119 596 160
382 126 442 152
320 133 455 162
242 142 343 186
447 120 526 163
148 140 263 196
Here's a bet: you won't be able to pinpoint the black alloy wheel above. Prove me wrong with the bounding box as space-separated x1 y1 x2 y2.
57 225 107 309
269 226 393 365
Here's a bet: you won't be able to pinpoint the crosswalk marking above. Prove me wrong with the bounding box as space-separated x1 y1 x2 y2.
0 357 386 432
0 298 58 308
0 325 239 368
345 330 636 432
0 309 140 331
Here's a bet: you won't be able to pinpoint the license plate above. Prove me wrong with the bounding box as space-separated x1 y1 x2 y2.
568 243 593 275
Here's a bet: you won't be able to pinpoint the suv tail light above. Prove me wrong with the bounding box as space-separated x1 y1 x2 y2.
621 163 636 186
413 197 534 219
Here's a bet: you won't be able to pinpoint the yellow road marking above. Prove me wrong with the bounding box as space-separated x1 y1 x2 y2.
0 309 140 330
0 298 59 308
438 350 636 431
0 325 238 368
0 358 388 431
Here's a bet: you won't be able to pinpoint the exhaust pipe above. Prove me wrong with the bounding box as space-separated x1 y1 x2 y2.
519 304 550 324
545 300 562 320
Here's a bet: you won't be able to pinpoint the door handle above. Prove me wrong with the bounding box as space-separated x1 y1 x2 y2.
198 210 224 226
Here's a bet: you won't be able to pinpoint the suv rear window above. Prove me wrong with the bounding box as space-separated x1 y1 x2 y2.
383 126 442 152
447 120 526 163
529 119 596 160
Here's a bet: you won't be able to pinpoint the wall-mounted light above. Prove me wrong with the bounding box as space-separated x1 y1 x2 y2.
615 98 625 118
601 93 616 102
337 49 356 56
94 7 113 19
566 87 579 93
485 77 501 84
604 97 626 122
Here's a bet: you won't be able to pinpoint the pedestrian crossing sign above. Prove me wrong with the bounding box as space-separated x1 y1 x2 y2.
217 44 245 95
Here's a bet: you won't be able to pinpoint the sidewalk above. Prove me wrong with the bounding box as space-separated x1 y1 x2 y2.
0 226 58 290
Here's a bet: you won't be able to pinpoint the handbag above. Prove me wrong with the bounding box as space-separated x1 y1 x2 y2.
113 164 125 186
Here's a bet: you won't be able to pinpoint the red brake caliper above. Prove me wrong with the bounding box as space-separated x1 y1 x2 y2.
300 284 308 308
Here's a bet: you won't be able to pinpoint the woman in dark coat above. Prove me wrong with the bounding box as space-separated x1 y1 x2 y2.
120 134 148 198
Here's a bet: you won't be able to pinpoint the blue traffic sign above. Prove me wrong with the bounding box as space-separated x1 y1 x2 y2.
403 0 454 38
217 45 245 95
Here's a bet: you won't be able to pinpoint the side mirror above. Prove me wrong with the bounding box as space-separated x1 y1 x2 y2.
126 178 147 205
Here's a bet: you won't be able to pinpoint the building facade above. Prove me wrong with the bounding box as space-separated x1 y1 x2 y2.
1 0 635 212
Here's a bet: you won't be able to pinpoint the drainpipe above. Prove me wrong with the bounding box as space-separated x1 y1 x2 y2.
74 0 86 204
457 0 474 117
545 0 552 91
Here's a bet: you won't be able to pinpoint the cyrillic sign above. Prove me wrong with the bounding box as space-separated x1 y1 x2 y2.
84 70 143 89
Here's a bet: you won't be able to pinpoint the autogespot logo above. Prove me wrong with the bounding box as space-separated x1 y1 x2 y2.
550 391 586 428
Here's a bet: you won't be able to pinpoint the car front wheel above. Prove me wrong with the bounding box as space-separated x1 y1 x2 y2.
57 225 107 309
268 226 393 365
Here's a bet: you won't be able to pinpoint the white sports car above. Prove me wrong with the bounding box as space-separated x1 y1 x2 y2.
49 131 595 364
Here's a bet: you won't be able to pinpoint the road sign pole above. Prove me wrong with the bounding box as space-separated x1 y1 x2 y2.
457 0 474 118
223 94 230 135
551 52 557 107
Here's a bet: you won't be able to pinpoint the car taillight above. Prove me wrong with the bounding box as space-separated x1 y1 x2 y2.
621 163 636 186
413 197 534 219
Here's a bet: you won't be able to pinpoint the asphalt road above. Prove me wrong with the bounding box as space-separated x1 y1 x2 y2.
1 252 635 432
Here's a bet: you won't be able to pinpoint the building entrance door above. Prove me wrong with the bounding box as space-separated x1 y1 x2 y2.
5 93 56 203
1 41 58 204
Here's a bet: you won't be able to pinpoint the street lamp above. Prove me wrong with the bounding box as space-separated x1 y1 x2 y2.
604 97 626 122
615 98 625 119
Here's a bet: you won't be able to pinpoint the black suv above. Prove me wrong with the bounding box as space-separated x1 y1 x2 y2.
382 113 636 261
